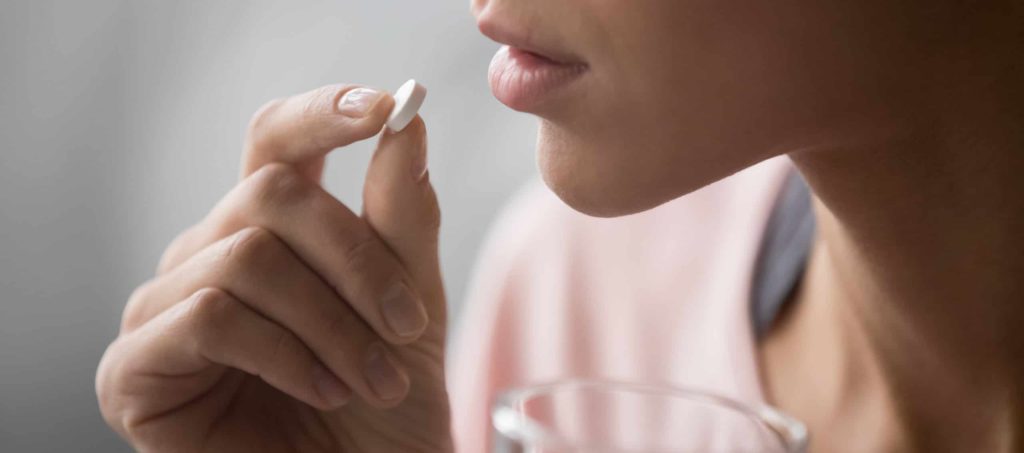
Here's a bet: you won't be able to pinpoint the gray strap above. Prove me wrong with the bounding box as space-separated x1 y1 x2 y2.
750 170 815 338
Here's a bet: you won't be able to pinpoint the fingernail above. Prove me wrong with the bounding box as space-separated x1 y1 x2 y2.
337 88 382 118
313 364 351 408
363 343 409 401
410 139 429 182
381 283 429 338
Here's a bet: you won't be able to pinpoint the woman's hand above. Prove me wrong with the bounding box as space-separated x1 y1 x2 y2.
96 84 452 452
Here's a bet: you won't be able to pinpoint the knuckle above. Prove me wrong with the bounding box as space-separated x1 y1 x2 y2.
248 162 313 208
219 227 282 270
341 234 405 304
267 329 302 369
342 234 386 280
247 97 285 140
156 225 197 275
300 85 350 150
301 85 343 120
96 339 129 430
121 279 157 333
183 288 236 342
323 308 366 351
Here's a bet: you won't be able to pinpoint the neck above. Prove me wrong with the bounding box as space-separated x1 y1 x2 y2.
766 66 1024 451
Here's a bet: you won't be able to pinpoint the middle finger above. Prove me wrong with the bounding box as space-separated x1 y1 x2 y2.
154 163 429 345
128 227 412 407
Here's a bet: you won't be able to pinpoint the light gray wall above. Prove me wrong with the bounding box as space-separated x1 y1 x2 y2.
0 1 538 451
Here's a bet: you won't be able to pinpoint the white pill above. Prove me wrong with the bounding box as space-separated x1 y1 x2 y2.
386 79 427 132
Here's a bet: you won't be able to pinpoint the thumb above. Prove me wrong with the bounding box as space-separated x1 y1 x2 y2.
362 117 445 323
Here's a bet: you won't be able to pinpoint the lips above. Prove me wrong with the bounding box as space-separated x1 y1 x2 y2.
478 18 588 112
488 46 587 112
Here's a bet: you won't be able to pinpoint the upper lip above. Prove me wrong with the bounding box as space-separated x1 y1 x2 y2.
476 16 586 66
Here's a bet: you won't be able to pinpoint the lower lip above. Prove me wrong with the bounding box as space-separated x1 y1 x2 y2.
488 46 587 112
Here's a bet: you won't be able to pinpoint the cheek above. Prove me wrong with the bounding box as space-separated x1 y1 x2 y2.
612 1 917 139
538 1 905 217
533 3 792 216
539 0 942 218
611 5 809 139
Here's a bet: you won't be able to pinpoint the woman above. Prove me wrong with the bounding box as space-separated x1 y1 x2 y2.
96 0 1024 451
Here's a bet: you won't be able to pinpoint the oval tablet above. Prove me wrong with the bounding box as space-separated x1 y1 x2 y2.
386 79 427 132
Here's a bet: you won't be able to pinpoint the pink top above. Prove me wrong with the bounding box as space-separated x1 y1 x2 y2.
447 156 797 451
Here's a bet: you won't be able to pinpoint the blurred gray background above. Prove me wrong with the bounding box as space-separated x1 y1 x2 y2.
0 1 538 450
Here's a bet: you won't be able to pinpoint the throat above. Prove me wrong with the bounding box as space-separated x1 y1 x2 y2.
761 214 1024 451
759 123 1024 450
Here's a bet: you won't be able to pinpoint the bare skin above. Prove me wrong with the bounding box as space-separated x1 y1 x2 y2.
762 22 1024 452
473 0 1024 451
96 85 453 452
97 0 1023 451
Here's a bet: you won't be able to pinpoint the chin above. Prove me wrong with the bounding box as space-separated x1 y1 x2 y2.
535 121 750 219
540 171 642 218
536 128 680 219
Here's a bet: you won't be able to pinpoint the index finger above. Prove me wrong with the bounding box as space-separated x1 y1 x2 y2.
242 84 395 180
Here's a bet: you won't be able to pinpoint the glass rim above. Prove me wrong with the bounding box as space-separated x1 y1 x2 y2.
492 379 809 453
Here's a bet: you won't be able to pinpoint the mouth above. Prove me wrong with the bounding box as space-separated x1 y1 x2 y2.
479 21 589 112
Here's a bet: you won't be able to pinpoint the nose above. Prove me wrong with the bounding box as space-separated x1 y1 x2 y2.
470 0 487 19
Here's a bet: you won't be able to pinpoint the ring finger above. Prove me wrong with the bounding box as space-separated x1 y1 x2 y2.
125 227 411 407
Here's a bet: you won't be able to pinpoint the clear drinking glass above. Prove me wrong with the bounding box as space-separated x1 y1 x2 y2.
492 380 808 453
